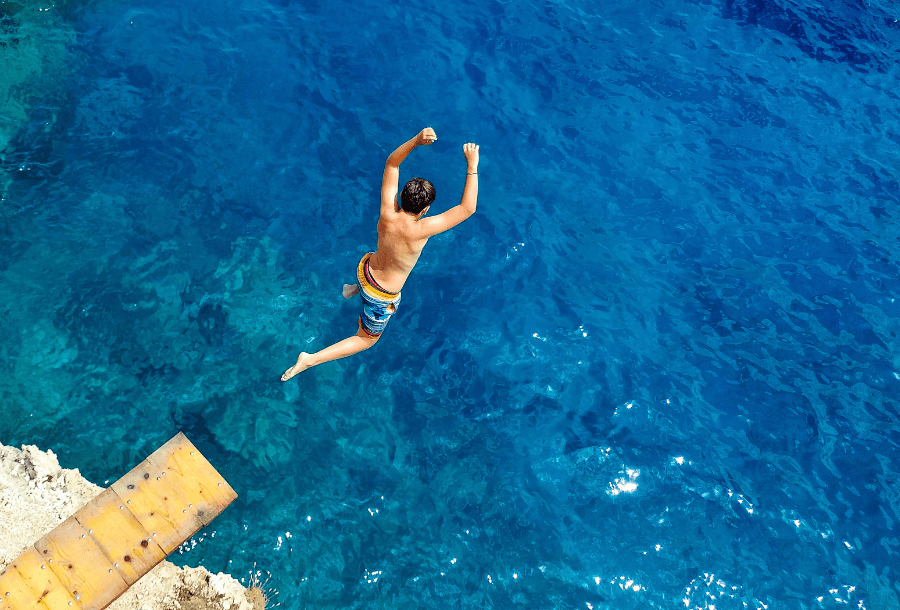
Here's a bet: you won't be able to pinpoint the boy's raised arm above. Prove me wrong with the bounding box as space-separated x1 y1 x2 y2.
381 128 437 214
417 142 479 237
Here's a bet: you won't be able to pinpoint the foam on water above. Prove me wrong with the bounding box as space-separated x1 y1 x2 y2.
1 0 899 608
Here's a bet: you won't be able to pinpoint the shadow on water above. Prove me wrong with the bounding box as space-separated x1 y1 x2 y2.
694 0 900 73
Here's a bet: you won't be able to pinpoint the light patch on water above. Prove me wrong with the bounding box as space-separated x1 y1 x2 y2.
610 575 643 593
681 572 770 610
608 468 640 496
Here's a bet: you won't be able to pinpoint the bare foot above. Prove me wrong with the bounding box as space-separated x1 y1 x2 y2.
281 352 314 381
342 283 359 299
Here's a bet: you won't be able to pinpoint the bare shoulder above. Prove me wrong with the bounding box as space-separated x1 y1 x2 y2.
415 205 474 239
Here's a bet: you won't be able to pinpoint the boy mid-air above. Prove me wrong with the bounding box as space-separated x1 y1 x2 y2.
281 128 480 380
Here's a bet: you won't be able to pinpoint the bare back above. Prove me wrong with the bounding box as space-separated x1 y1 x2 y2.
370 129 479 293
368 208 430 293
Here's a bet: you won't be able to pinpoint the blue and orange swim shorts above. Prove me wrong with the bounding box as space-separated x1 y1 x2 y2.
356 252 401 338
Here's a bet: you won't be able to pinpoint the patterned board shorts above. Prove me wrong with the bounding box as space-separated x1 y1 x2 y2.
356 252 402 337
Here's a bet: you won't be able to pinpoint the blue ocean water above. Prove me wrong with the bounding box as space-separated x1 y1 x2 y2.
2 0 900 607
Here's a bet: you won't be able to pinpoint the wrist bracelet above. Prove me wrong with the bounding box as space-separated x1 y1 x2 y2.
467 172 478 175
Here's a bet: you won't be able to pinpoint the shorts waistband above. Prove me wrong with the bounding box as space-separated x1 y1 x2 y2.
358 253 399 299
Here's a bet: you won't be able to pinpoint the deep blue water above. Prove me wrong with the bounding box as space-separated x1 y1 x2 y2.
2 0 900 607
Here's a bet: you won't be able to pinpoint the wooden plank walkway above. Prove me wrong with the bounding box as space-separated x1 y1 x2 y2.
0 433 237 610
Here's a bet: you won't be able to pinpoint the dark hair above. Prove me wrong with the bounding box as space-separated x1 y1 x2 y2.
400 178 435 214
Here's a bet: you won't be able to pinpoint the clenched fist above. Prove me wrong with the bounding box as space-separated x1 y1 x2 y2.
463 142 479 167
418 127 438 145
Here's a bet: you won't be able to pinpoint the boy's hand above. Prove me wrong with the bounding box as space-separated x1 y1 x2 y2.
463 142 479 168
418 127 437 145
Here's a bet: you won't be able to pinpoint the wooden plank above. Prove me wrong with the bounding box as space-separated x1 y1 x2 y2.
109 458 203 555
6 547 81 610
33 516 128 610
73 488 167 586
3 432 237 610
0 565 44 610
147 433 237 526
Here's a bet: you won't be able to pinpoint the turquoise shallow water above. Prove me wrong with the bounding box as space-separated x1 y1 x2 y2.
1 0 900 608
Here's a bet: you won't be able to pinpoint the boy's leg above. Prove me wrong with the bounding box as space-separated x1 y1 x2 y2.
281 328 378 381
343 283 360 299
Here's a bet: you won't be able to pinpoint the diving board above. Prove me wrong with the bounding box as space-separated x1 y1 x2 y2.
0 433 237 610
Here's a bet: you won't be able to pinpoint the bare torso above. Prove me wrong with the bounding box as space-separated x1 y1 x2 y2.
367 209 429 293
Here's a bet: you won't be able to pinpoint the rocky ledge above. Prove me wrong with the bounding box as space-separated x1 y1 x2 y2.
0 443 261 610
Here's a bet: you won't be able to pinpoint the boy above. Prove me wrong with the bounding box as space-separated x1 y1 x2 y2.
281 128 480 380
